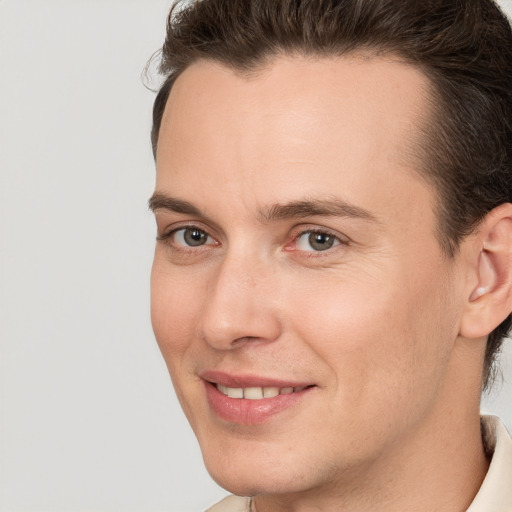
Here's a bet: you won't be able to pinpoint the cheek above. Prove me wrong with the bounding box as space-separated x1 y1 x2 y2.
150 257 202 363
286 262 457 414
150 258 210 425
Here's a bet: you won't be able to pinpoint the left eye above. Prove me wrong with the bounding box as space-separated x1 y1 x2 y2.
173 227 214 247
296 231 341 252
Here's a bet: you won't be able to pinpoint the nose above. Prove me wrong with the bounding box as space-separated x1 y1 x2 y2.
197 253 282 350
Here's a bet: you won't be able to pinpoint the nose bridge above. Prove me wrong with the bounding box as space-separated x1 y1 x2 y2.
198 249 281 349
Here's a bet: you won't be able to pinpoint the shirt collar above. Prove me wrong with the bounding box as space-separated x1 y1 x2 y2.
466 415 512 511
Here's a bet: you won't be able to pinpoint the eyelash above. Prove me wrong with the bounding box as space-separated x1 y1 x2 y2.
157 225 348 256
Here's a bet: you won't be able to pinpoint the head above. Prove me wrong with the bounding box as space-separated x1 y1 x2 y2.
149 0 512 501
151 0 512 389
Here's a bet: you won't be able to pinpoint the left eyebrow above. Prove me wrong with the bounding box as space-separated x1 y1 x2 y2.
260 198 380 224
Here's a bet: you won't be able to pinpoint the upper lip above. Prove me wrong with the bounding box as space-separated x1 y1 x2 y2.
199 370 313 389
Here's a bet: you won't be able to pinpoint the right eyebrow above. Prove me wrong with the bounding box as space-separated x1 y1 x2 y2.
148 193 203 216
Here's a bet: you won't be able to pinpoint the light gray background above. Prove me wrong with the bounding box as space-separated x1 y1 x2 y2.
0 1 511 511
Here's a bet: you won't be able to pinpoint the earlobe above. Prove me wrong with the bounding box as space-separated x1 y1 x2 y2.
460 204 512 339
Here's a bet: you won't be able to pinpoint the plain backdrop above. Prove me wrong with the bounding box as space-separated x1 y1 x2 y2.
0 1 511 511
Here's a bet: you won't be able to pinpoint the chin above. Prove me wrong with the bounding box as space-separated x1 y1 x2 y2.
201 443 324 498
207 468 303 498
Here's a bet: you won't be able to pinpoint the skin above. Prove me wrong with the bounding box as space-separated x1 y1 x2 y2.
150 55 504 511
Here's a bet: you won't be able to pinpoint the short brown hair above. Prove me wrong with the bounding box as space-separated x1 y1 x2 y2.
150 0 512 389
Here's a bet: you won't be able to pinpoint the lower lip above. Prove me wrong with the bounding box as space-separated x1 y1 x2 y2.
204 381 311 425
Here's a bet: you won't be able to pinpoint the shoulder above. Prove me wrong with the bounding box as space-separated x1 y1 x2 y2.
206 495 252 512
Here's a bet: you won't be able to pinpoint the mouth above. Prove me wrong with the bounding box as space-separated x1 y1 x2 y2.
215 383 311 400
200 371 316 425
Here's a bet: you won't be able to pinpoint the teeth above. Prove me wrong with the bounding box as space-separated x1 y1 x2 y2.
263 387 280 398
216 384 308 399
226 387 244 399
244 387 264 400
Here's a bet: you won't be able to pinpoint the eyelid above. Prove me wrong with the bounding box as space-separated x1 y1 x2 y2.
154 209 223 237
157 218 209 238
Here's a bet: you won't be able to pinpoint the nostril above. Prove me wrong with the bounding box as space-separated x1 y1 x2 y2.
233 335 260 344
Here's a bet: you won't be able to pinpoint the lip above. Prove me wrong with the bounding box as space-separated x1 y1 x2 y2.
200 370 312 389
200 371 315 425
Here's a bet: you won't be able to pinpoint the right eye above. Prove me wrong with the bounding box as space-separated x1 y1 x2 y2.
171 227 215 247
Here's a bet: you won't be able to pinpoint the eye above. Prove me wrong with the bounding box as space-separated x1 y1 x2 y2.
296 231 341 252
172 227 214 247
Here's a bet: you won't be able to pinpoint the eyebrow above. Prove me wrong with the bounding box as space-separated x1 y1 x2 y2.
148 193 203 216
148 192 379 224
261 198 378 223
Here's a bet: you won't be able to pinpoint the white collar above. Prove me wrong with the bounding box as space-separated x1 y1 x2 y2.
466 415 512 511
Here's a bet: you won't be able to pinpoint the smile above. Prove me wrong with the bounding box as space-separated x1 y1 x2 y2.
201 372 316 425
216 384 309 400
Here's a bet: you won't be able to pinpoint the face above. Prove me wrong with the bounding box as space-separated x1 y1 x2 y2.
150 56 468 498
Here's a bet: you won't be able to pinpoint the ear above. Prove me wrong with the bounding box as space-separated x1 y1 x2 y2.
459 203 512 339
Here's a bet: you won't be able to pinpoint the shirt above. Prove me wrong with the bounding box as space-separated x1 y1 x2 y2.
206 415 512 512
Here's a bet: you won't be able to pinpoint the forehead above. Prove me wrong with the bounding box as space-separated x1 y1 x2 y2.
156 54 434 226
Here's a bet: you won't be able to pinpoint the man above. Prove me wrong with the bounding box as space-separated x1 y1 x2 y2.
148 1 512 510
